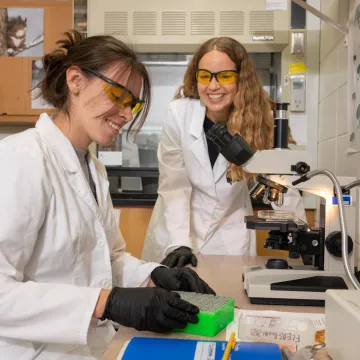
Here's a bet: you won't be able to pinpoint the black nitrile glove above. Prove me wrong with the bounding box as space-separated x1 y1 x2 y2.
161 246 198 268
100 287 199 333
151 266 216 295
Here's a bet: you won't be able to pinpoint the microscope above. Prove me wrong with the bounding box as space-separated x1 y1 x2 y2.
206 103 358 306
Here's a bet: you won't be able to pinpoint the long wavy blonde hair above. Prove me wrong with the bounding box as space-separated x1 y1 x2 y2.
174 37 294 182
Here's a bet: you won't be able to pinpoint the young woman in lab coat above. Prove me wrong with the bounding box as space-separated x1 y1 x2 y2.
142 37 306 267
0 30 215 360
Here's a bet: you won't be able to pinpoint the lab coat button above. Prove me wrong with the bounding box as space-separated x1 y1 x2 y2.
102 280 111 288
98 240 105 248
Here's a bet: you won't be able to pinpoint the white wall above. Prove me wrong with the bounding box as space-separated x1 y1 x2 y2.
318 0 360 268
280 0 320 171
318 0 351 175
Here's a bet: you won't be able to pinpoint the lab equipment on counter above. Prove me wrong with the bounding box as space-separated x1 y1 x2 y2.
226 308 325 351
325 289 360 360
206 102 359 305
117 337 282 360
174 291 235 337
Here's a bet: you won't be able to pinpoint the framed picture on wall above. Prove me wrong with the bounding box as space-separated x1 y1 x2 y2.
0 7 44 57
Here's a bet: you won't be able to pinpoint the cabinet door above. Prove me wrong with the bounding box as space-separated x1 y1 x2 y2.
115 206 153 259
0 1 73 117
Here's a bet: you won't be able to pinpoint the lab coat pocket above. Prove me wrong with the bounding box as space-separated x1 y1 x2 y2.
71 222 87 285
104 209 121 252
0 337 43 360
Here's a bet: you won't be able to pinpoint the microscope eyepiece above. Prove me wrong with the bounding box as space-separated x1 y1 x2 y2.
205 123 256 167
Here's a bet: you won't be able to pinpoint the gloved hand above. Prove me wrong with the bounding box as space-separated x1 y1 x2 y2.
161 246 198 268
151 266 216 295
100 287 199 333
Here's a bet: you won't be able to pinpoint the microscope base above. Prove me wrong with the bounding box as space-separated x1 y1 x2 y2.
243 266 349 307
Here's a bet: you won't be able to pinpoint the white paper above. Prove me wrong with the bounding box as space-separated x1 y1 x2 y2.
98 151 122 166
226 309 325 342
266 0 288 11
194 342 216 360
289 114 307 146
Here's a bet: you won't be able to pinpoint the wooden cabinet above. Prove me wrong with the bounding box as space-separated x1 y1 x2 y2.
115 206 316 260
0 1 73 122
115 206 153 259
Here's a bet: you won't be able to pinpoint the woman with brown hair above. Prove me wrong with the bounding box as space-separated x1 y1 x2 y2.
0 30 214 360
142 37 306 268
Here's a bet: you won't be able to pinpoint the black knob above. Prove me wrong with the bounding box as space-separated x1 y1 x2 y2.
325 231 353 258
266 258 289 269
276 102 290 110
291 162 310 175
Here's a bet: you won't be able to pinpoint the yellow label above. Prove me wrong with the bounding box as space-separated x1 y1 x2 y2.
289 62 307 74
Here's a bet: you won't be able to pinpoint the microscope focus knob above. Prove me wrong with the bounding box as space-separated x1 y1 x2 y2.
291 162 310 175
325 231 353 258
266 259 289 269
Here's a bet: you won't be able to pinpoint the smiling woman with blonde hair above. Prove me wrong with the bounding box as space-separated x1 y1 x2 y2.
142 37 305 268
175 36 279 182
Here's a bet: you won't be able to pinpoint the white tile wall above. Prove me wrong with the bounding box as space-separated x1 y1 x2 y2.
319 90 337 142
320 0 337 15
319 49 339 102
337 40 348 87
336 133 359 176
318 0 360 278
318 0 354 178
320 0 344 61
318 138 336 171
337 83 348 136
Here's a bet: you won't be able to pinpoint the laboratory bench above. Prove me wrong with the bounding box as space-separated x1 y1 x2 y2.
110 166 316 258
114 205 316 259
100 254 325 360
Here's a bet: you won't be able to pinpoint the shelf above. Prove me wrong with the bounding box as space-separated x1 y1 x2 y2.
0 115 38 125
106 167 159 178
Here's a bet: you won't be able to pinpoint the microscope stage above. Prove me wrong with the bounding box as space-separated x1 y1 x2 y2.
243 266 349 306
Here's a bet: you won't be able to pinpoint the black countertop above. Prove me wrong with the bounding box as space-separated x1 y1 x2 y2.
107 166 271 209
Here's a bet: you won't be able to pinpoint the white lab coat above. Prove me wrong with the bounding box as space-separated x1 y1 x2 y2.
0 113 159 360
142 99 306 263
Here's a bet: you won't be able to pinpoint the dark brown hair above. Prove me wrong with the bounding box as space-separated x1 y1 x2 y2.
35 29 151 133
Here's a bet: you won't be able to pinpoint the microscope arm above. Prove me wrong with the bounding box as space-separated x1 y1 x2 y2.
206 122 311 176
343 179 360 191
293 169 360 290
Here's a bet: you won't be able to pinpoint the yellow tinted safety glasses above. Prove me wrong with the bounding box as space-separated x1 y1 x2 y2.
82 68 145 115
196 69 239 85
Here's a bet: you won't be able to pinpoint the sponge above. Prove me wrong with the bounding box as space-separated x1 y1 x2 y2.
174 291 235 337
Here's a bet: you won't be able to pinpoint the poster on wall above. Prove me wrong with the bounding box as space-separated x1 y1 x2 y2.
31 60 54 110
0 8 44 57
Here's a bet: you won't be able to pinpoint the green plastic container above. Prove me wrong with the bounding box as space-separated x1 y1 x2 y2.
174 291 235 337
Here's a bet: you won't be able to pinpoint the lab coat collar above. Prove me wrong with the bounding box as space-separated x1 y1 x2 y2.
189 102 214 183
35 113 107 221
189 101 206 139
213 154 228 183
189 101 228 184
36 113 80 174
